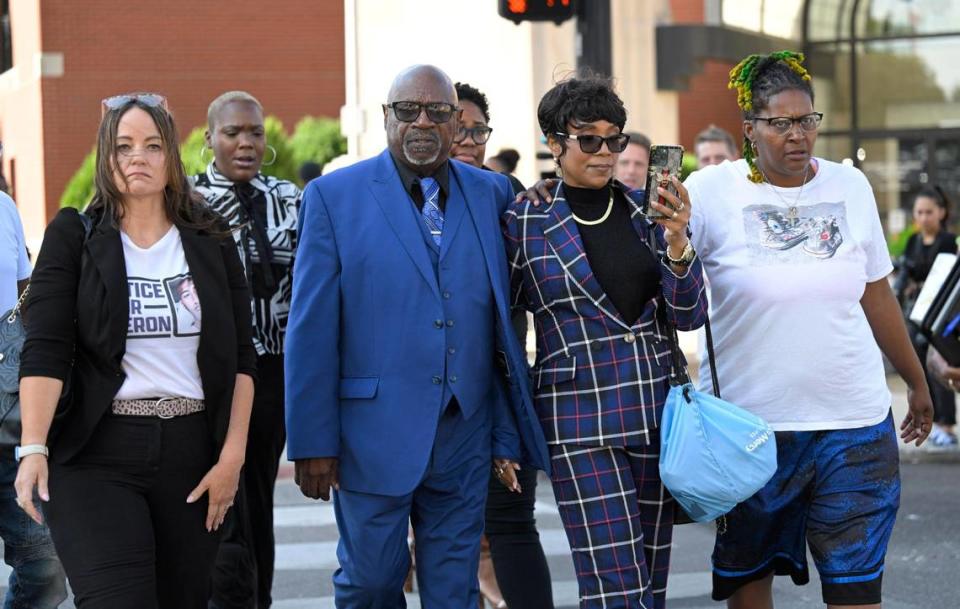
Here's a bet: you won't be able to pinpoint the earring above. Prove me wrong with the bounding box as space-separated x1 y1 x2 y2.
553 157 563 179
262 145 278 167
751 140 758 152
199 146 212 166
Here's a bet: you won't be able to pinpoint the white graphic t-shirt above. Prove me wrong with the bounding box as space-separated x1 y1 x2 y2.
115 226 204 400
686 158 892 431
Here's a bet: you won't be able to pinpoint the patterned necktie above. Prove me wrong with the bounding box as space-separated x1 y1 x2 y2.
419 177 443 246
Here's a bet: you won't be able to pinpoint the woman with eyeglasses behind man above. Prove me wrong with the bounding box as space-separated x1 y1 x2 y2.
502 75 707 608
15 93 256 608
450 82 553 609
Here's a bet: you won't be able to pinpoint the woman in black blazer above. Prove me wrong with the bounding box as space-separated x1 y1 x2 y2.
14 94 256 609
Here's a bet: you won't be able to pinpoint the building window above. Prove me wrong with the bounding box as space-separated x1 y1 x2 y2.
805 0 960 230
0 0 11 73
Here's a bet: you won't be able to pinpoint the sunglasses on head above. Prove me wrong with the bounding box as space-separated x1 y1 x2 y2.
555 132 631 154
101 93 168 117
385 101 458 124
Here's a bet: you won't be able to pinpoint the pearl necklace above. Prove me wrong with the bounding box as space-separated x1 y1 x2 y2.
570 187 614 226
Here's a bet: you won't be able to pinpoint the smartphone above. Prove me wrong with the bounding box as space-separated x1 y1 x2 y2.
643 145 684 219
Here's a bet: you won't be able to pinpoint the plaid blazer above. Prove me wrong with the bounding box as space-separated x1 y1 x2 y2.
502 181 707 447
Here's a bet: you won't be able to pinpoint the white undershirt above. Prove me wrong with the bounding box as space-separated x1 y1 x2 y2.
115 226 204 400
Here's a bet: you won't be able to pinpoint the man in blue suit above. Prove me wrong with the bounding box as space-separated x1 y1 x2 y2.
285 65 549 608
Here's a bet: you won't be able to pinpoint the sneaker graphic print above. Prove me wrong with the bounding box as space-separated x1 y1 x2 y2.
744 201 845 263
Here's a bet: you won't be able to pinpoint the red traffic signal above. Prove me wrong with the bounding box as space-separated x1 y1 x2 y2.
498 0 577 25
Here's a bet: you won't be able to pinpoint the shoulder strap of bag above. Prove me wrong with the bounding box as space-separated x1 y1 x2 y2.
646 224 720 397
11 210 94 322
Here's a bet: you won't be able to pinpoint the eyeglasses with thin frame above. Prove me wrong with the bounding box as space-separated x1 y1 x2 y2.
554 132 631 154
384 101 458 124
752 112 823 135
101 93 168 117
454 125 493 144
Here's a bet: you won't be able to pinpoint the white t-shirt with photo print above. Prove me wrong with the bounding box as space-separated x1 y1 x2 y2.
115 225 204 401
686 158 893 431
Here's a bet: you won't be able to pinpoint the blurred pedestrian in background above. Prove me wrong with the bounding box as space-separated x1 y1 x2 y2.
686 51 932 609
486 148 520 176
896 186 957 448
16 92 256 609
451 80 554 609
194 90 301 609
614 131 651 190
693 125 737 168
298 161 323 186
0 190 66 608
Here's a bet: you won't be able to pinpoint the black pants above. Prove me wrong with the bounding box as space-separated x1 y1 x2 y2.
211 354 286 609
44 413 219 609
485 465 555 608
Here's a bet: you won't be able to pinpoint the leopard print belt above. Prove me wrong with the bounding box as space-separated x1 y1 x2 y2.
111 397 205 418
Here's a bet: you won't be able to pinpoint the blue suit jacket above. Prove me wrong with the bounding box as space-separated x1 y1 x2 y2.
285 150 549 496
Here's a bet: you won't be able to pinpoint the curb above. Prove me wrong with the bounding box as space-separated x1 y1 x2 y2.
900 448 960 464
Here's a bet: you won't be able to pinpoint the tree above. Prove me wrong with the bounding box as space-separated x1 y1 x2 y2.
59 114 340 205
59 147 96 210
289 116 347 174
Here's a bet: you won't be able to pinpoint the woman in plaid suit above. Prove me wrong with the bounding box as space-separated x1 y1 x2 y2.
502 76 708 608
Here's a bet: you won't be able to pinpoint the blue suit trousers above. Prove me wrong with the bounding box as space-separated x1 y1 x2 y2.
332 401 491 608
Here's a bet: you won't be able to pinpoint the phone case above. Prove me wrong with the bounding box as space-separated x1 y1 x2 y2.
643 145 684 219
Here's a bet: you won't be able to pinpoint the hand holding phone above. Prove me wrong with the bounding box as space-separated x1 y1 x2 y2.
643 145 684 219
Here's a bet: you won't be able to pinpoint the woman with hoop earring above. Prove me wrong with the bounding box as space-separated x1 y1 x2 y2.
193 90 301 609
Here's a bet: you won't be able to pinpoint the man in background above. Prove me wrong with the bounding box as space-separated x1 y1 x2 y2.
693 124 738 167
615 131 651 190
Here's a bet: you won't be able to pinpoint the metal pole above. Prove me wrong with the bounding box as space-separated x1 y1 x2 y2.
576 0 612 75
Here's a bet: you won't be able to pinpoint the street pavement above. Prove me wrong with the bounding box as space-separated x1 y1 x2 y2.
1 371 957 608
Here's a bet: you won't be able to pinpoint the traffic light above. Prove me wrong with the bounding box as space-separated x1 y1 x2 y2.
498 0 577 25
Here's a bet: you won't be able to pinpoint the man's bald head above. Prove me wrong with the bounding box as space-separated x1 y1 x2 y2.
387 65 457 105
383 65 461 175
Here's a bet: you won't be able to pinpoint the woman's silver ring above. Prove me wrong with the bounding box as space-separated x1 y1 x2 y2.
677 202 685 211
672 210 679 219
950 378 957 390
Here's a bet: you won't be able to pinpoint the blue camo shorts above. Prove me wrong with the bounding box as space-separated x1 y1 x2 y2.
711 410 900 606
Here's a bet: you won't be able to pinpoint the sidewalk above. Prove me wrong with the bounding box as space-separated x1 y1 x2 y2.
887 374 960 463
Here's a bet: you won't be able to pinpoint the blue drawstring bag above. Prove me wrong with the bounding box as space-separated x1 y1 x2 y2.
659 381 777 522
652 284 777 523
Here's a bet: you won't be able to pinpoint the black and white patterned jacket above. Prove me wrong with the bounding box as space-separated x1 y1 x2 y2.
193 163 301 355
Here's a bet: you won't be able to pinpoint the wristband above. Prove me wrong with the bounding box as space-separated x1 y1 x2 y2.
14 445 48 462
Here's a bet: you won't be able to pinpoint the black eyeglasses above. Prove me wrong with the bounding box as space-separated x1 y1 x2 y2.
384 101 458 124
753 112 823 135
554 132 631 154
454 126 493 144
101 93 168 117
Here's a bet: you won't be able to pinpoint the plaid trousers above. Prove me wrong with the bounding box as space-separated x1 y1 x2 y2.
549 436 675 609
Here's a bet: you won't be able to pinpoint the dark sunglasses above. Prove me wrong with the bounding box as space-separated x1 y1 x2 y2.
384 101 458 124
555 132 631 154
101 93 168 117
453 126 493 144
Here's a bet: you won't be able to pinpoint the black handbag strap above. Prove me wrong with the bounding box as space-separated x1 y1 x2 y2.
647 224 720 398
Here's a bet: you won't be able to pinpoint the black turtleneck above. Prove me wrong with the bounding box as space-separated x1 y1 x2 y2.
565 183 661 324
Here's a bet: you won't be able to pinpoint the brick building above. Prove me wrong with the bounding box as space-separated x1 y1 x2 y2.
0 0 344 243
